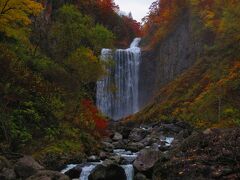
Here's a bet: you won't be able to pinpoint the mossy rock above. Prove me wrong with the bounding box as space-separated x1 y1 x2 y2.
33 140 85 170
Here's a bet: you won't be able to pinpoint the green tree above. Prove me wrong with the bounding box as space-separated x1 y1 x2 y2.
50 5 93 60
65 47 104 87
49 5 114 60
0 0 42 42
90 24 115 52
217 2 240 56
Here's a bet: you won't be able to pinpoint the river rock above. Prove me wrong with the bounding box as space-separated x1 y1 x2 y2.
203 128 214 135
129 128 148 142
108 155 123 164
133 149 161 173
89 165 106 180
175 121 191 129
153 128 240 179
64 165 83 179
151 125 165 135
140 136 153 146
158 145 170 152
102 137 113 143
123 139 129 144
120 127 132 139
89 164 126 180
151 143 160 150
162 123 182 133
112 132 123 141
27 170 69 180
102 159 114 167
112 140 125 149
14 156 44 179
140 124 152 131
0 168 16 180
127 142 144 152
87 155 100 162
99 151 108 160
134 172 148 180
0 156 10 171
102 141 114 152
176 129 191 141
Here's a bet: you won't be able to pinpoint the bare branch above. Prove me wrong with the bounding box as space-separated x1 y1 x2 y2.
0 0 11 15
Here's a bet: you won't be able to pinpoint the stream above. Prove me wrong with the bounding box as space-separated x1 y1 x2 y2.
59 119 192 180
61 148 138 180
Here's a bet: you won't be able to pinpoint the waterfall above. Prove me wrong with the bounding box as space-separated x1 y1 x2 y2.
80 165 98 180
97 38 141 120
122 165 134 180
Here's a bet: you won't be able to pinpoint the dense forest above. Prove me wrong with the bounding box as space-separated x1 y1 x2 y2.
0 0 141 166
0 0 239 179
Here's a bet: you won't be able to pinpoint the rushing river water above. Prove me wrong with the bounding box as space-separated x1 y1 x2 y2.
61 149 137 180
61 136 175 180
60 122 177 180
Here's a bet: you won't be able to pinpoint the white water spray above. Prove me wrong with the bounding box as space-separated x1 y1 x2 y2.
97 38 141 120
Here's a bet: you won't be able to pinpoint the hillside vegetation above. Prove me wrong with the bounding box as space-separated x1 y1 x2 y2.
133 0 240 128
0 0 141 168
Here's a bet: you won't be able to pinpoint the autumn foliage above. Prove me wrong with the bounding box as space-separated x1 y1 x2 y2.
81 99 108 136
54 0 142 47
0 0 116 152
0 0 43 42
133 0 240 128
142 0 187 48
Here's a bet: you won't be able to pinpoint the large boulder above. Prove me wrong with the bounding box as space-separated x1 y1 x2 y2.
99 151 108 160
27 170 69 180
140 136 154 146
89 165 106 180
0 168 16 180
112 140 125 149
134 172 148 180
102 142 114 152
174 129 191 142
64 165 83 179
129 128 148 142
126 142 144 152
102 159 114 167
89 164 126 180
120 127 132 139
0 156 10 171
112 132 123 141
133 149 161 173
14 156 44 179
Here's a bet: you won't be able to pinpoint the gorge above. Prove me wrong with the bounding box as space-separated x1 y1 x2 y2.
0 0 239 180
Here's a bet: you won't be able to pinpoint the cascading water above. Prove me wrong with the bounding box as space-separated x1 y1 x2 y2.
61 38 142 180
97 38 141 120
61 150 136 180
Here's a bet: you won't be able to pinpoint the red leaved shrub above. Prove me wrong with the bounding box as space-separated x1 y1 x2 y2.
81 99 108 136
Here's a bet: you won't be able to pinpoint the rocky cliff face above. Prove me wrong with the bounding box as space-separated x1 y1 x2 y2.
139 12 203 109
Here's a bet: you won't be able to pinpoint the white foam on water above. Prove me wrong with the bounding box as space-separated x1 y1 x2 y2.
122 164 134 180
97 38 141 120
60 164 77 174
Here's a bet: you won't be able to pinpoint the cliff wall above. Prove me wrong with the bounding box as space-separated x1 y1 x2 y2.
139 12 202 109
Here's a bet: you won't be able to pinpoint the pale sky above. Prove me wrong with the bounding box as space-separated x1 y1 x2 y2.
114 0 155 22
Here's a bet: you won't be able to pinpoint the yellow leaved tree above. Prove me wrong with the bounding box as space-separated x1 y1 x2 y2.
0 0 43 41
